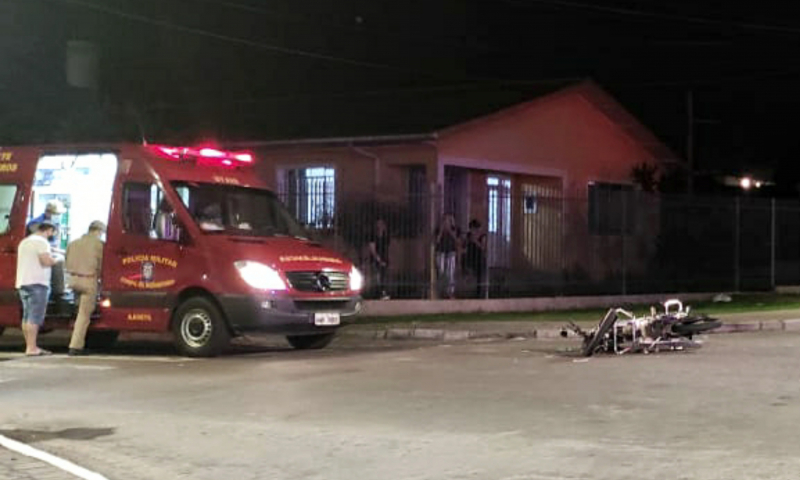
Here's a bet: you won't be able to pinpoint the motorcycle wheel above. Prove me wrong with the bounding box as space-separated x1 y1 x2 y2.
672 319 722 336
675 314 710 325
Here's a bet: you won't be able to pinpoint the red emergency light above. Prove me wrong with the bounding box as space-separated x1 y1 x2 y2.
147 145 254 167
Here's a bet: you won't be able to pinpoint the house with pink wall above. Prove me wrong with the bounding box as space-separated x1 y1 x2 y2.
230 80 681 298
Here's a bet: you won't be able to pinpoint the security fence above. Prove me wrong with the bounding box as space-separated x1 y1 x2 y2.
279 188 800 300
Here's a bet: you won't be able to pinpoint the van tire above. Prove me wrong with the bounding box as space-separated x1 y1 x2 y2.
173 297 230 357
286 333 336 350
0 327 4 337
85 331 119 350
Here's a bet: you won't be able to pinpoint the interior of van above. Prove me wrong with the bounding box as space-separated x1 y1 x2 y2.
29 153 117 248
28 153 117 317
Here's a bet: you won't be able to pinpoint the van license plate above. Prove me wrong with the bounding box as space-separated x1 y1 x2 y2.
314 313 340 326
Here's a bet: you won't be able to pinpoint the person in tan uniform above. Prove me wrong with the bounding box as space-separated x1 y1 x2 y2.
65 220 106 356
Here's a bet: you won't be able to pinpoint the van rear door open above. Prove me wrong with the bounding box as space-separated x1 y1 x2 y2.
0 147 37 327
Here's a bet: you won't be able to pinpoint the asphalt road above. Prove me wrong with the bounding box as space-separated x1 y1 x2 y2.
1 331 800 480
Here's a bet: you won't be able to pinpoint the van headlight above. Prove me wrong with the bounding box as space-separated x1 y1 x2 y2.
234 261 286 291
349 266 364 291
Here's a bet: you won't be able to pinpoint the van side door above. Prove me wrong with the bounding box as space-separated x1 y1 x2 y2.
101 179 188 331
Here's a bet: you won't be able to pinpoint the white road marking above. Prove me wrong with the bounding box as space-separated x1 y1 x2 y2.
0 433 110 480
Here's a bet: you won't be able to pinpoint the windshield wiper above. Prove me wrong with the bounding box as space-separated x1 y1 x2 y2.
269 232 309 241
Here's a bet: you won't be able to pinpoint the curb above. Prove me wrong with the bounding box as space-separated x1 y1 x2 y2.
342 319 800 342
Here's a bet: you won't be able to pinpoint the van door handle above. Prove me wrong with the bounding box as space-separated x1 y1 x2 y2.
2 246 15 254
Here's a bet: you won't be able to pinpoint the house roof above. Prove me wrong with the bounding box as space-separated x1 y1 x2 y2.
230 80 681 164
437 80 682 164
225 81 570 144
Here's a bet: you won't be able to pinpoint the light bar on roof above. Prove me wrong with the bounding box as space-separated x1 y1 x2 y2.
147 145 255 167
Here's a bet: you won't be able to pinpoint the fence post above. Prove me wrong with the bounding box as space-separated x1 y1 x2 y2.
771 197 776 290
621 191 628 295
428 182 438 300
734 196 741 292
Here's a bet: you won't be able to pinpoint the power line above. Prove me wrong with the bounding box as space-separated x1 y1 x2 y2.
188 0 499 54
39 0 576 87
36 0 438 76
500 0 800 35
141 67 800 112
609 69 800 89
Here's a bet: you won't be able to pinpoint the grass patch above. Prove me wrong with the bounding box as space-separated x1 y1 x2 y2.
356 293 800 325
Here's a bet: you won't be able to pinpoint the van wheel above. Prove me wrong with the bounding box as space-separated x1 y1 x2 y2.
173 297 230 357
286 333 336 350
85 331 119 350
0 327 4 337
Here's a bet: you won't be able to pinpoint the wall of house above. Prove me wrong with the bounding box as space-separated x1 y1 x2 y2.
251 142 438 297
253 143 437 196
435 90 662 284
436 91 657 196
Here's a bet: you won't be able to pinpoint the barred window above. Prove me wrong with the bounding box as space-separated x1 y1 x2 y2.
282 167 336 229
488 176 511 241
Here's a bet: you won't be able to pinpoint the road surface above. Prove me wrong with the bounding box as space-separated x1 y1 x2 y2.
1 331 799 479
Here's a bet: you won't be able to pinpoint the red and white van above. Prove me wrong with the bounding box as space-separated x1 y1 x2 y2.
0 144 363 356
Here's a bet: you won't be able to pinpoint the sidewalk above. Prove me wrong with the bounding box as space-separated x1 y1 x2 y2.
341 308 800 341
0 447 75 480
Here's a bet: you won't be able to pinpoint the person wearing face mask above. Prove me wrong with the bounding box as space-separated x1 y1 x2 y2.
64 220 106 356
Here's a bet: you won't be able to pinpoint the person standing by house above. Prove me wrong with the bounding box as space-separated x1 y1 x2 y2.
368 218 391 300
464 219 487 298
435 213 461 299
16 221 62 356
64 220 106 356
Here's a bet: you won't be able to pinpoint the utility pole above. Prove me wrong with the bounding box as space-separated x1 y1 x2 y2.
687 89 694 195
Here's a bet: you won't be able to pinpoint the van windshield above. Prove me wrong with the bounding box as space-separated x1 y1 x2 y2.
171 182 308 238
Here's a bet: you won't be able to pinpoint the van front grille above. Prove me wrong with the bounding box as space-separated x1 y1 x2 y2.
285 271 349 292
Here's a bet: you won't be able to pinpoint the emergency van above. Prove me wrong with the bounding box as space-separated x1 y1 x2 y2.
0 144 364 356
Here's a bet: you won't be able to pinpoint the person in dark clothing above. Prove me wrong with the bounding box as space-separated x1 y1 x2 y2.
463 219 487 298
435 213 461 299
368 218 391 300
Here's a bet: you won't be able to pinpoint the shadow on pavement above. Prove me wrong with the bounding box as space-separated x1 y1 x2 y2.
0 427 116 444
0 332 430 360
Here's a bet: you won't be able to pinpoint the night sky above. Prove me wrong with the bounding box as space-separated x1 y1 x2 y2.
3 1 800 189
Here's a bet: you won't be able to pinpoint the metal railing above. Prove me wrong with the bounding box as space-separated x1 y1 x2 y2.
278 189 800 300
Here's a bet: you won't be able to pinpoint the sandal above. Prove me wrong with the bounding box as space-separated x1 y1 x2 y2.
25 349 52 357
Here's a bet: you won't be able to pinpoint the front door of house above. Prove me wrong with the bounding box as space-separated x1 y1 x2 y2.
487 175 512 268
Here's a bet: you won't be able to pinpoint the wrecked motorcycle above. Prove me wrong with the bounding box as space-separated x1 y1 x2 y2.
563 299 722 357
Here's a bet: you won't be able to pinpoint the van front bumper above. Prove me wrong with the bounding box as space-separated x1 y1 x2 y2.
219 294 363 335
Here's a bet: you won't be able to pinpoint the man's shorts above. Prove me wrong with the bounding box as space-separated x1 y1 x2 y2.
18 284 50 326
